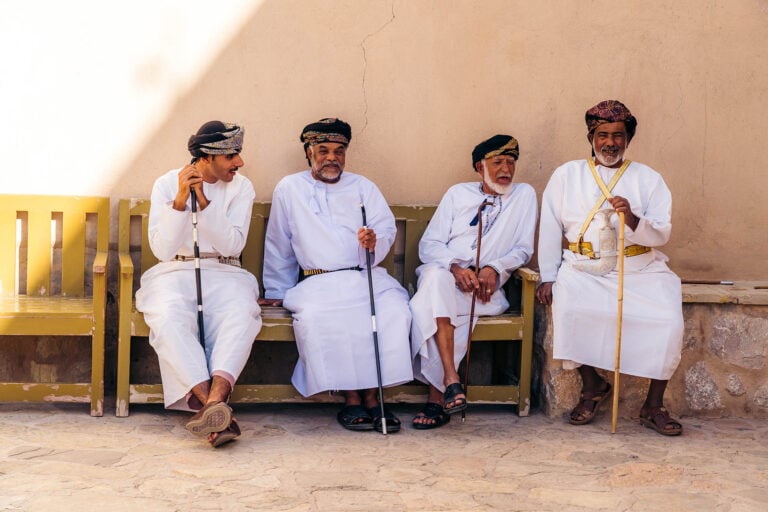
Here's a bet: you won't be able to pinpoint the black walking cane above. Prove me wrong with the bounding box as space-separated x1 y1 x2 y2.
360 204 388 435
190 188 205 349
461 200 494 422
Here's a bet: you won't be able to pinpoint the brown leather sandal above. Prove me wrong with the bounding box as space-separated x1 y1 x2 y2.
639 406 683 436
185 401 232 437
209 418 241 448
569 382 612 425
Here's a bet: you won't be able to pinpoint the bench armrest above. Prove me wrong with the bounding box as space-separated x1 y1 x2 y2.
118 252 134 277
93 251 108 275
514 266 540 282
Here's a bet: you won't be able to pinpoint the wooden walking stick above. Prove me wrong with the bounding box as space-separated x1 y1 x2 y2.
462 200 494 422
611 211 625 434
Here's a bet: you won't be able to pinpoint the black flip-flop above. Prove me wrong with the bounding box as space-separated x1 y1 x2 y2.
443 382 467 415
412 402 451 430
367 406 401 433
337 404 375 431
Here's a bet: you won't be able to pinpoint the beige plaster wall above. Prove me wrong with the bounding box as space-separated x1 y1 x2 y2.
2 0 766 280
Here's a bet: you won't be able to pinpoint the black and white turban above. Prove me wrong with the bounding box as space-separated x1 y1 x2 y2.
188 121 244 158
300 118 352 151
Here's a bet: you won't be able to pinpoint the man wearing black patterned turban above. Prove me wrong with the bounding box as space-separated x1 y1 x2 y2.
260 117 413 433
408 134 538 429
537 101 684 436
136 120 262 447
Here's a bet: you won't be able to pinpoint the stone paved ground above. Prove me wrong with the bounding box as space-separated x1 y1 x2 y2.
0 403 766 511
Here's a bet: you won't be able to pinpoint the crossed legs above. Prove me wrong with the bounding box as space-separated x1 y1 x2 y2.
187 375 240 446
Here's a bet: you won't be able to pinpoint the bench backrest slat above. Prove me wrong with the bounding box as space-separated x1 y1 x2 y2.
120 199 438 297
0 195 109 298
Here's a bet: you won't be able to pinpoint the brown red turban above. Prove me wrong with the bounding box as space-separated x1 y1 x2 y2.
585 100 637 141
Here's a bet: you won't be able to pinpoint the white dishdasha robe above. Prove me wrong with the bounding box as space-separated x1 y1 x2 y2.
263 170 413 396
410 182 537 391
538 159 683 380
136 169 262 410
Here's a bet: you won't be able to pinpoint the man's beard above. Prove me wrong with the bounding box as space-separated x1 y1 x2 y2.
312 163 343 183
593 140 624 167
482 163 513 195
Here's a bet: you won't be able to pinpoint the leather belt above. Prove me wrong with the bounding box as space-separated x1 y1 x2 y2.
568 242 651 259
173 254 242 268
302 266 362 278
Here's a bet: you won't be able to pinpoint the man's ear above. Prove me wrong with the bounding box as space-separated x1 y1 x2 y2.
587 132 594 145
474 161 483 173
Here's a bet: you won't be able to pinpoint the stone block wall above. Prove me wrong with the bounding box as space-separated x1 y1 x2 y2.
535 282 768 420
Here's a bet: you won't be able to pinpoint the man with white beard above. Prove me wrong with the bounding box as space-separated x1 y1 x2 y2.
537 100 684 436
409 134 537 429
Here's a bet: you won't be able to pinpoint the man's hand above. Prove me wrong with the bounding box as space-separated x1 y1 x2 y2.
174 164 209 211
358 227 376 251
536 281 554 305
608 195 638 230
258 298 283 307
476 266 499 303
450 263 479 294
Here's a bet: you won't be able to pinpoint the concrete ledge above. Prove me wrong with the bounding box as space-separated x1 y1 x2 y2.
535 281 768 420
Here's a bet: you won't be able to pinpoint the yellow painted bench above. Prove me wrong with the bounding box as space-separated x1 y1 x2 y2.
0 195 108 416
116 200 538 417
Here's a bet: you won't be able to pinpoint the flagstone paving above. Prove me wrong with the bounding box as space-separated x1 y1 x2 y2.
0 403 766 511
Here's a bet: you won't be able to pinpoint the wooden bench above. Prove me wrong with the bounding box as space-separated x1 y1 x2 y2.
0 194 108 416
116 200 538 417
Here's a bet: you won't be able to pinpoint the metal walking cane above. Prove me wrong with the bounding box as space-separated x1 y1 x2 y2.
190 188 206 349
611 211 626 434
461 200 494 422
360 204 388 435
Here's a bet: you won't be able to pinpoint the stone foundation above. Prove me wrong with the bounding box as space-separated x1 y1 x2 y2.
535 281 768 420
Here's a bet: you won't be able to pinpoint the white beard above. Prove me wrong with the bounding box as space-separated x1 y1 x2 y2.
593 140 624 167
482 163 513 195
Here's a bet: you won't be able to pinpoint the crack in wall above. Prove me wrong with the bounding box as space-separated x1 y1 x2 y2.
360 1 396 133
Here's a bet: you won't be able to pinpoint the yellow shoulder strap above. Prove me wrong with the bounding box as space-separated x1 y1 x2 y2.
575 158 631 251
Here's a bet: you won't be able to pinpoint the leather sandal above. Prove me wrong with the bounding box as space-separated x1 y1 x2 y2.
569 382 612 425
209 418 241 448
186 401 232 437
640 406 683 436
442 382 467 415
413 402 451 430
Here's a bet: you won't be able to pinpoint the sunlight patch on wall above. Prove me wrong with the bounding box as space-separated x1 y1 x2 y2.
0 0 262 196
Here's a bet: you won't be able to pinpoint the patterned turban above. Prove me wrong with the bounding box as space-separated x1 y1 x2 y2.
300 118 352 151
471 134 520 172
585 100 637 141
187 121 244 159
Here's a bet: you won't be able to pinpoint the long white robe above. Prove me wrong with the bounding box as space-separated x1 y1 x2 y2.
538 159 683 380
410 182 537 390
263 170 413 397
136 169 262 411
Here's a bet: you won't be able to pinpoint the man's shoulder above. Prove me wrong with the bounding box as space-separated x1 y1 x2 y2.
231 172 256 194
275 170 311 188
151 168 183 189
627 160 661 176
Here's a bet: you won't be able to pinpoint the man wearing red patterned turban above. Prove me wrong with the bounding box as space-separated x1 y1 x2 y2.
536 101 684 436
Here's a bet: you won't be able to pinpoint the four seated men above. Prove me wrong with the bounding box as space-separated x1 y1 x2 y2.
134 106 686 439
